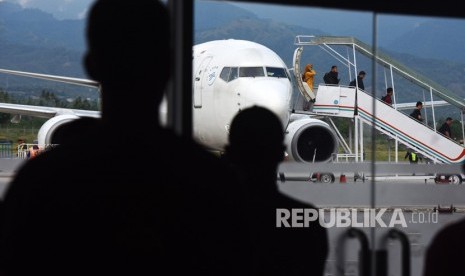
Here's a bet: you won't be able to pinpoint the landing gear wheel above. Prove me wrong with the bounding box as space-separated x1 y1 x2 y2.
354 172 365 182
449 174 462 185
435 174 462 184
320 173 335 183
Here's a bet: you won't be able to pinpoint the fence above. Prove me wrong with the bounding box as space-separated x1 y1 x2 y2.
0 142 13 158
16 143 56 159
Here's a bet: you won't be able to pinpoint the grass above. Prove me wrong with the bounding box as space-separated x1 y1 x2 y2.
0 125 412 163
362 142 407 162
0 127 39 143
0 127 40 157
339 134 410 162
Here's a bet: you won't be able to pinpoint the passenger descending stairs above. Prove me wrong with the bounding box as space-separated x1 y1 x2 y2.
292 35 465 164
312 85 465 164
293 35 465 110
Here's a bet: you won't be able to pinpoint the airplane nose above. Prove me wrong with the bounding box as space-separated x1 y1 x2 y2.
241 79 291 126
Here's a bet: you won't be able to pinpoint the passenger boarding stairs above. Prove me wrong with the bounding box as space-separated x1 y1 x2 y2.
312 85 465 164
292 35 465 164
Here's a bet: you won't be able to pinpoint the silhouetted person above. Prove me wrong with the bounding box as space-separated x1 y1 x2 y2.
381 87 393 106
410 101 424 122
50 117 101 145
349 70 366 90
323 65 340 85
223 106 329 276
438 117 453 138
423 216 465 276
0 1 244 275
27 144 40 159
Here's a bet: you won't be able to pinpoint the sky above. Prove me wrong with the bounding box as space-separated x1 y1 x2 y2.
3 0 465 61
6 0 441 50
1 0 427 25
229 1 435 47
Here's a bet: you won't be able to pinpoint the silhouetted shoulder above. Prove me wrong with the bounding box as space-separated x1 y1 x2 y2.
424 220 465 276
0 127 243 275
247 191 328 276
51 117 102 145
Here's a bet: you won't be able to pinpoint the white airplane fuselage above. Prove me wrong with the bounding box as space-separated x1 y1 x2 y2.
0 39 339 163
192 39 292 150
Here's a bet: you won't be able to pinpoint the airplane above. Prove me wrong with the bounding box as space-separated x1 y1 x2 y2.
0 39 339 163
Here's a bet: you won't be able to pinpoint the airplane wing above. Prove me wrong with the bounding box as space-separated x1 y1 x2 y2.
0 68 101 120
0 69 99 88
0 103 100 119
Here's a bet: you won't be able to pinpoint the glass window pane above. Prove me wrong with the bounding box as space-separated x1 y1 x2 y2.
239 66 265 77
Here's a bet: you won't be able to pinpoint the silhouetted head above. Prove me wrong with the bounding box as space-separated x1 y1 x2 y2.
331 65 337 72
359 71 366 77
51 117 101 145
387 87 393 94
84 0 170 113
416 101 423 108
226 106 285 169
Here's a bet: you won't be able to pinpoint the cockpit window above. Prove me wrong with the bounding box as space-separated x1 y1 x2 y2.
220 67 231 81
220 67 239 82
230 67 238 81
220 66 289 82
266 67 290 80
239 67 265 77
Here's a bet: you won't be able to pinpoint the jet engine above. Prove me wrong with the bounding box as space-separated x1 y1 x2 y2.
37 114 80 145
284 117 338 163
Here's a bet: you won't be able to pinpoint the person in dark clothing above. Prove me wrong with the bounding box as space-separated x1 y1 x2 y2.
423 217 465 276
410 101 424 122
223 106 329 276
50 117 101 145
349 70 366 90
0 1 246 275
323 65 340 85
405 150 422 175
423 161 465 276
438 117 453 138
381 87 393 106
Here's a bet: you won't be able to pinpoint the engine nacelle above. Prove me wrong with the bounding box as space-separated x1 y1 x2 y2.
37 114 80 145
284 117 338 163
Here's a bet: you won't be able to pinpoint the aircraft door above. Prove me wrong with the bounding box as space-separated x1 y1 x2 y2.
292 46 313 102
193 56 213 108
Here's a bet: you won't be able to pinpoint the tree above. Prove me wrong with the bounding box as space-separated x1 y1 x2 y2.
0 90 12 126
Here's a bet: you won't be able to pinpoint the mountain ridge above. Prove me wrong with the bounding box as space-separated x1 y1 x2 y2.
1 1 464 102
